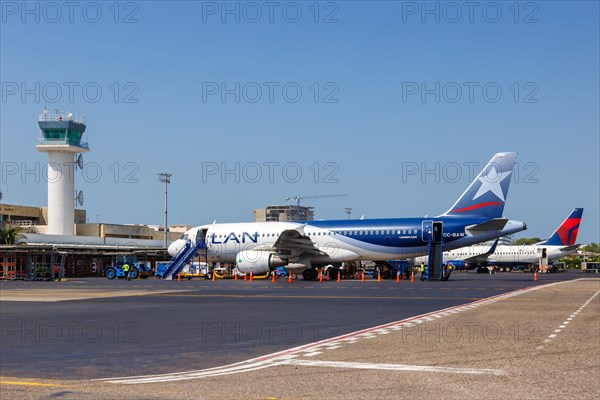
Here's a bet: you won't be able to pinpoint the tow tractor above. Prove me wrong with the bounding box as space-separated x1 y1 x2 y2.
103 255 152 280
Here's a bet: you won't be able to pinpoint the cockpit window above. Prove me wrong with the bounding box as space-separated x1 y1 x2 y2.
180 234 189 241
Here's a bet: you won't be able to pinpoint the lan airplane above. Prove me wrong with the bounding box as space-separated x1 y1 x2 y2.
168 152 526 280
415 208 584 272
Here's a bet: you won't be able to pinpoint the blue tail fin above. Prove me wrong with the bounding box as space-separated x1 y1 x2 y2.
442 152 517 219
538 208 584 246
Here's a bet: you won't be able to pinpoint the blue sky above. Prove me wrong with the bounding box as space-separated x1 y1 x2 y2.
1 1 598 243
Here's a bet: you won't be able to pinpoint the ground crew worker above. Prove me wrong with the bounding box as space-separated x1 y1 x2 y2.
420 262 426 281
123 262 131 281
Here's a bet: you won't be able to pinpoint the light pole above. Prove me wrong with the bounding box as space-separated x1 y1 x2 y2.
345 208 352 219
158 172 172 247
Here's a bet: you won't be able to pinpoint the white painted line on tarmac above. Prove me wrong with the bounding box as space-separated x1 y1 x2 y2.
281 359 506 376
303 352 323 357
100 279 578 385
533 290 599 354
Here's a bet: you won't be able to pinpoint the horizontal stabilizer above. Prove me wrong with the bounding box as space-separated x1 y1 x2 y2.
466 219 509 235
559 244 581 252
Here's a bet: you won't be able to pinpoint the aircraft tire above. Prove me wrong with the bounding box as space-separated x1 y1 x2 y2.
328 268 339 280
302 269 313 281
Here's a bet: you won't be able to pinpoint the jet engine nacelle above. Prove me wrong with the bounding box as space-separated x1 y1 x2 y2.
236 250 288 275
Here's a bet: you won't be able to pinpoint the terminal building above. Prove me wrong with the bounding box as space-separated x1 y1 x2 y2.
254 205 315 222
0 201 189 280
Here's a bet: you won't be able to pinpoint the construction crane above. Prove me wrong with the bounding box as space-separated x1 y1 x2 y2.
284 194 348 207
283 194 348 221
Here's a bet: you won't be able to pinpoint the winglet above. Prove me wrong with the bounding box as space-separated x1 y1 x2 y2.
487 238 499 255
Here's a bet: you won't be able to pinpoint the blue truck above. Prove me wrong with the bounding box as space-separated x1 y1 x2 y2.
103 255 152 279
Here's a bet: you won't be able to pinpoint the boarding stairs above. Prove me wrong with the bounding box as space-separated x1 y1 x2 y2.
426 221 444 280
162 239 207 280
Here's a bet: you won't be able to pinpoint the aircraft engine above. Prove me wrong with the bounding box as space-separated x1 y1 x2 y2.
235 250 288 274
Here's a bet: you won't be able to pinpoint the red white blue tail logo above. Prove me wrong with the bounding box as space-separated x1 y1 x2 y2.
539 208 583 246
442 152 517 219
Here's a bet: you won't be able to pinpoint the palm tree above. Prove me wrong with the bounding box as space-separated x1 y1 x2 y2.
0 226 22 244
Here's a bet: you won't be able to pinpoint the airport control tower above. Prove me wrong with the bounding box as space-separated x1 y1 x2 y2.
36 108 89 236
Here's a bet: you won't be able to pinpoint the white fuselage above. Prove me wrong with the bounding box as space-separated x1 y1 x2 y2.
169 219 527 271
415 244 576 266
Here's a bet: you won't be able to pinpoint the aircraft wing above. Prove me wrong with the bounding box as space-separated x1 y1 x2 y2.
466 218 509 235
462 239 499 263
254 225 324 257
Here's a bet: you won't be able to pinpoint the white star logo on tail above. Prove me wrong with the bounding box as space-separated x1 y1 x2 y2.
473 166 512 202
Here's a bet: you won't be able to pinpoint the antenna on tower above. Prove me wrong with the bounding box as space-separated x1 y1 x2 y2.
75 154 83 171
76 190 84 207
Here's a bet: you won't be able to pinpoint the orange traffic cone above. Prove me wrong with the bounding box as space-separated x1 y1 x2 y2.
361 272 365 283
377 271 381 283
234 273 238 281
319 271 323 283
272 272 276 283
249 272 253 282
337 271 341 283
244 273 248 281
534 271 538 281
396 271 400 282
288 272 293 283
410 273 415 283
177 273 180 281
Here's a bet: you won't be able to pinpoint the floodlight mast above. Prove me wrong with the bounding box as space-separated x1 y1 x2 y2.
158 172 172 247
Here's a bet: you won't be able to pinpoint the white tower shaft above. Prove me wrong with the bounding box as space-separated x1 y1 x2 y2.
47 151 75 235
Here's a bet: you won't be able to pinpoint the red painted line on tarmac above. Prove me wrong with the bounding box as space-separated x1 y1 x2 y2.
101 279 577 383
248 280 568 363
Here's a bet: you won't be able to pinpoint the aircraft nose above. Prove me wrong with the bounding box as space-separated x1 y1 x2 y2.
168 241 180 257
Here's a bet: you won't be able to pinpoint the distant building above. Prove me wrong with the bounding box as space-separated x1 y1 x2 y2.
481 235 514 246
0 203 86 231
0 203 187 241
254 205 315 222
